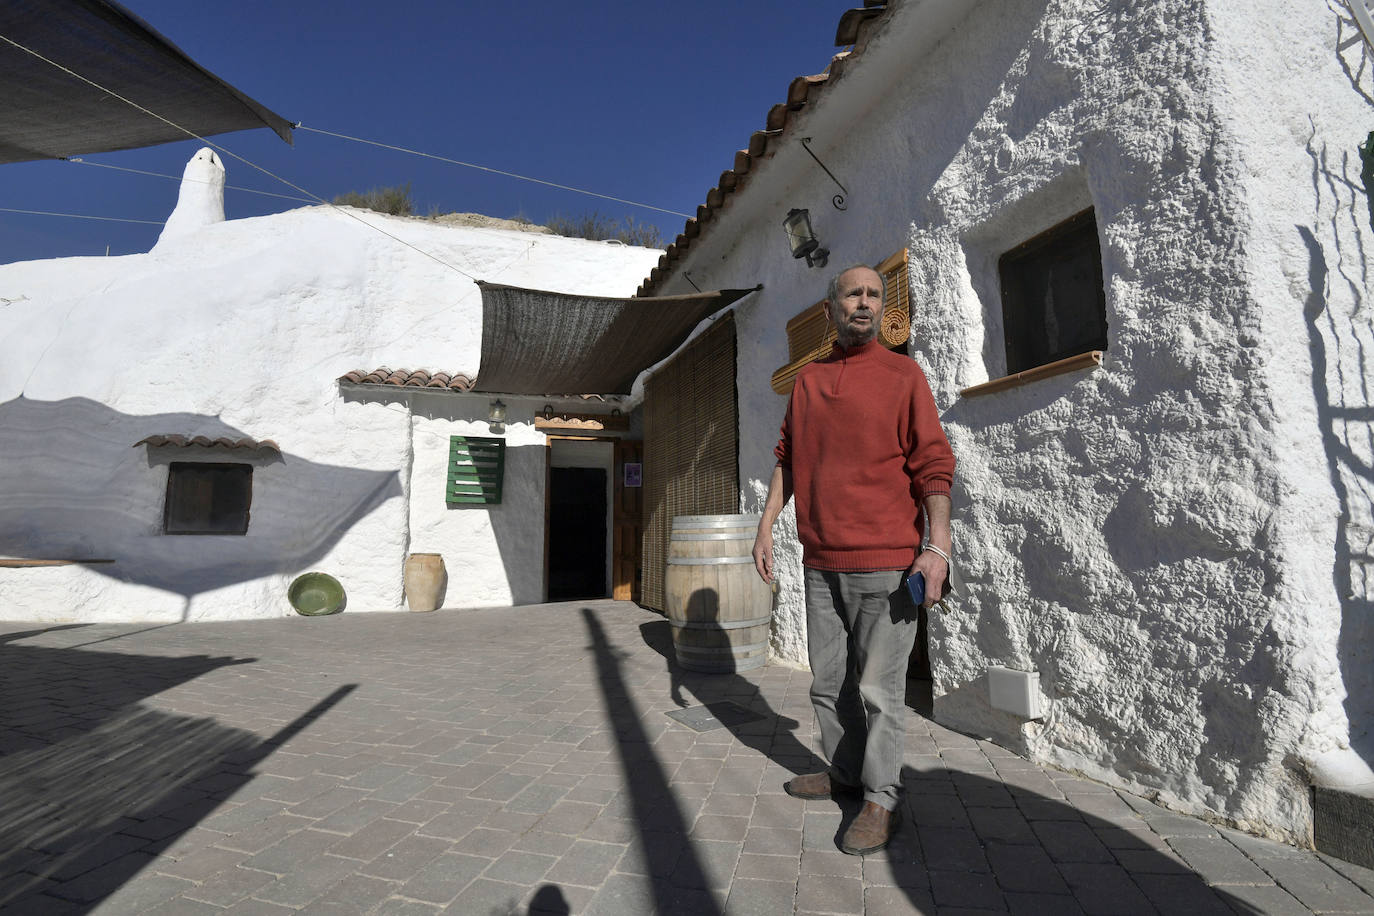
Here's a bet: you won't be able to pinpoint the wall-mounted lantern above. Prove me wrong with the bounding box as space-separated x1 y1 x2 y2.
783 208 828 268
487 399 506 433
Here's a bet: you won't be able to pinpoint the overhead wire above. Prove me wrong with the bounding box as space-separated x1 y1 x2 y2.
64 158 317 204
0 30 480 281
295 125 693 219
0 207 162 225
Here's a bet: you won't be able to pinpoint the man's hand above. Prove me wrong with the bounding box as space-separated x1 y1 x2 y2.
753 463 792 584
908 549 947 609
912 492 952 608
753 526 775 584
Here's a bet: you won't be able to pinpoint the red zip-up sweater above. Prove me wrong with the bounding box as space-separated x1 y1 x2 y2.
774 339 955 572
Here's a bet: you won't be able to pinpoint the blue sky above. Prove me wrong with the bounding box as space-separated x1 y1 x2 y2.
2 1 853 263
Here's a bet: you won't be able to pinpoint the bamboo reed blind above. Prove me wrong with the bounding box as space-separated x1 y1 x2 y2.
640 313 739 611
770 248 911 395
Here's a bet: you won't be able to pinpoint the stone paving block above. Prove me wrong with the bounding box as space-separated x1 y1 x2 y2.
512 830 579 857
312 799 400 836
154 843 250 881
221 897 299 915
48 832 153 880
984 842 1070 894
1165 835 1274 885
745 824 804 856
909 793 974 829
535 800 606 835
288 786 373 820
969 806 1038 845
692 813 750 841
865 883 937 913
1111 844 1194 875
928 868 1005 910
391 851 487 905
798 871 864 913
1031 820 1114 863
1319 852 1374 897
1066 792 1145 827
579 814 638 844
452 826 520 858
245 828 341 876
296 872 398 915
327 816 415 861
357 834 450 881
1218 881 1322 915
368 772 437 804
1017 796 1083 822
1057 862 1155 915
1003 890 1085 914
959 784 1018 807
799 847 863 878
751 793 805 829
542 839 625 887
249 853 358 908
919 825 991 872
215 813 312 855
1133 872 1245 914
726 877 798 915
583 871 659 916
181 864 278 907
77 869 194 913
672 838 741 890
142 897 225 916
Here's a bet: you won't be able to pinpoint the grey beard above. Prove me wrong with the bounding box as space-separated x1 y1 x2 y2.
835 315 878 348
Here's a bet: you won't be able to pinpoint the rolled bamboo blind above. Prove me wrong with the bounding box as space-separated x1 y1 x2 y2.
770 248 910 396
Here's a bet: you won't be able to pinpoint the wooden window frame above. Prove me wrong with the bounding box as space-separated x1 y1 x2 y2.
998 208 1107 377
163 461 252 535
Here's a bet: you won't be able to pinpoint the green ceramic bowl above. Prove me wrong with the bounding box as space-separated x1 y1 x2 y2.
288 572 345 616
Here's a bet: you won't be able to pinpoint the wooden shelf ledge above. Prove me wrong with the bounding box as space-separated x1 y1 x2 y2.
960 350 1103 398
0 558 115 568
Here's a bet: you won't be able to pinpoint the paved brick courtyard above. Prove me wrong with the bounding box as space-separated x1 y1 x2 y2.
0 601 1371 914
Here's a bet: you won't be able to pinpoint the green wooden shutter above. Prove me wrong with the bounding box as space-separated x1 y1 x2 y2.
447 436 504 506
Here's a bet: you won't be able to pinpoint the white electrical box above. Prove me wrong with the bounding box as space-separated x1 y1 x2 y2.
987 666 1045 719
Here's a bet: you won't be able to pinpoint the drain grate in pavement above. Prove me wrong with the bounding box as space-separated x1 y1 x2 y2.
664 700 766 732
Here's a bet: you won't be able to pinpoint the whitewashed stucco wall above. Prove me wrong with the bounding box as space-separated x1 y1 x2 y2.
651 0 1370 842
0 201 658 621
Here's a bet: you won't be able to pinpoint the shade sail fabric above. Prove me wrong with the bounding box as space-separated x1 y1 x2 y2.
0 0 293 164
474 282 758 395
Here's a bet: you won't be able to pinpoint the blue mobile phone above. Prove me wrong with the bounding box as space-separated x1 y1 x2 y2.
906 572 925 605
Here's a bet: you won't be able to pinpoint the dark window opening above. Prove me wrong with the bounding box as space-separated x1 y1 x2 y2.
999 208 1107 375
164 462 252 535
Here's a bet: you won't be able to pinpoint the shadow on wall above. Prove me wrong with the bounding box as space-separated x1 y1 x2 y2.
0 396 402 599
0 624 356 910
398 392 548 606
1297 219 1373 769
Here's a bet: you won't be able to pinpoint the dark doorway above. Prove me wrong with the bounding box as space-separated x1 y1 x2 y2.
548 466 608 601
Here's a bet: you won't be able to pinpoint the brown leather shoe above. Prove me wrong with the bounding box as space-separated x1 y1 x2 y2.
783 771 860 799
840 801 897 855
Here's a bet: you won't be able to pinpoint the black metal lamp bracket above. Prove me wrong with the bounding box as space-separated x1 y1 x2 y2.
801 137 848 211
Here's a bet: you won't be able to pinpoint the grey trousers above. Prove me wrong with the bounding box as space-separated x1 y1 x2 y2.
804 567 919 811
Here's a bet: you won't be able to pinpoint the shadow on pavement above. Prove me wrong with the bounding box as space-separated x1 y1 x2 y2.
583 608 723 915
0 630 355 911
812 763 1270 914
638 618 825 778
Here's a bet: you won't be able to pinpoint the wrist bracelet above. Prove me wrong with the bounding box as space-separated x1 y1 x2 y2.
922 543 952 566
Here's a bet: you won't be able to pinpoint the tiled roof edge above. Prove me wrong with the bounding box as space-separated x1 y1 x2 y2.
635 3 893 297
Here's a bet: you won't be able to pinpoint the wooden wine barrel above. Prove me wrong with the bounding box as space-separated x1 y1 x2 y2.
665 514 773 672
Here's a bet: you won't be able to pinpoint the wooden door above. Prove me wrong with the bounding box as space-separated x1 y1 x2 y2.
612 440 643 600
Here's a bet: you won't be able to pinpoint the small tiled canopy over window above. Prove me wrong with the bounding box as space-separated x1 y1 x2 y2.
999 208 1108 375
447 436 504 506
164 462 252 535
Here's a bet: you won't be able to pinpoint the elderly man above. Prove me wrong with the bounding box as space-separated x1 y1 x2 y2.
752 263 955 855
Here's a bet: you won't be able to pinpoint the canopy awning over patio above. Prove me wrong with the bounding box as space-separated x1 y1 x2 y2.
473 282 759 396
0 0 294 163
